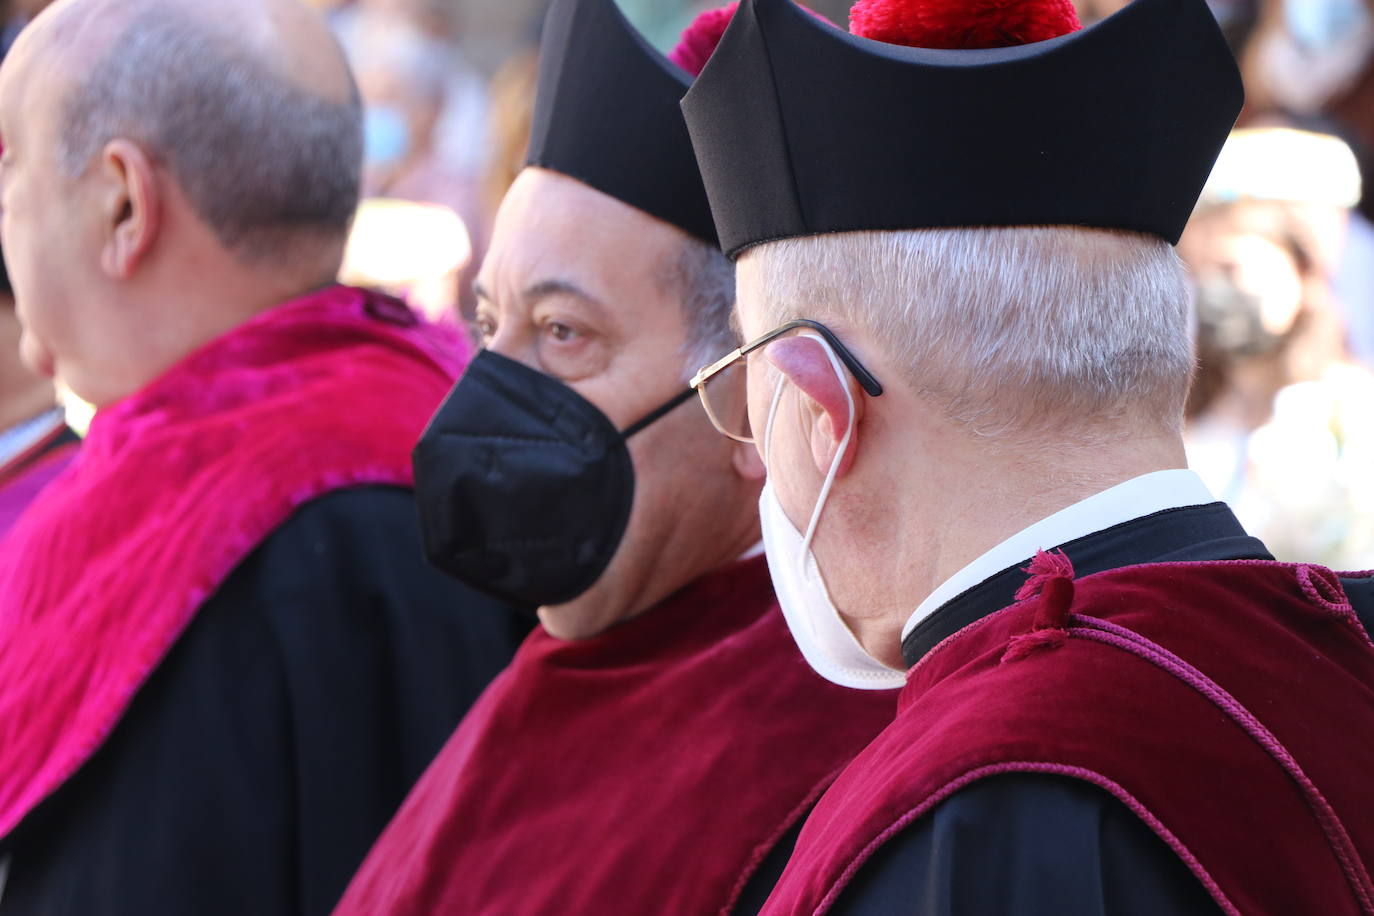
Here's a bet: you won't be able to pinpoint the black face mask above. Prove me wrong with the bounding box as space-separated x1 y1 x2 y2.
412 349 695 609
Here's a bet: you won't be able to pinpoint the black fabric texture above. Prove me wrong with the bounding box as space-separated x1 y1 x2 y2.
733 814 808 915
0 487 528 916
1340 573 1374 638
901 502 1272 667
527 0 718 244
682 0 1245 257
831 775 1221 915
412 349 636 608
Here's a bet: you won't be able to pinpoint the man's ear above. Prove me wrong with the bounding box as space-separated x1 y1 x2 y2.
731 436 766 482
97 139 160 280
764 335 864 476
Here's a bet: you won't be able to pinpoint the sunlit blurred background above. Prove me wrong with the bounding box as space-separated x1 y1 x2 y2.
3 0 1372 566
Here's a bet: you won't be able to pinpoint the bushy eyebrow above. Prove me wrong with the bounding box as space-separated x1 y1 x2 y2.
522 278 602 309
472 277 612 326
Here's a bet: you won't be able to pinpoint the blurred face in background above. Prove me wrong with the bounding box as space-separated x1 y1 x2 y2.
1182 203 1307 347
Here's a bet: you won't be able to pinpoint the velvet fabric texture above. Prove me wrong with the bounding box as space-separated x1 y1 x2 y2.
0 285 468 843
333 556 899 916
848 0 1080 49
761 559 1374 916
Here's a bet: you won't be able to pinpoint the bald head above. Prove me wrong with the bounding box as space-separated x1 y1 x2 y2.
9 0 362 264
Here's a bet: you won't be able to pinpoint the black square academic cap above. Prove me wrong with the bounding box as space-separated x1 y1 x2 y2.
526 0 719 245
681 0 1245 258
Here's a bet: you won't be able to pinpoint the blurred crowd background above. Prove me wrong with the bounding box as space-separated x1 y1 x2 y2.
2 0 1372 567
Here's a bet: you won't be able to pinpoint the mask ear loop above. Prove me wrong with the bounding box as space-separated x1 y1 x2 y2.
799 335 855 559
762 364 787 470
759 333 856 570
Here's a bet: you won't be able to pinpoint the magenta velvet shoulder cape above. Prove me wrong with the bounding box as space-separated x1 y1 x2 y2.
760 557 1374 916
333 556 900 916
0 286 467 843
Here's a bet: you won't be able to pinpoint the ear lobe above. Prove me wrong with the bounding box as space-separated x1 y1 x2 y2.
98 139 160 280
731 435 766 482
764 336 864 478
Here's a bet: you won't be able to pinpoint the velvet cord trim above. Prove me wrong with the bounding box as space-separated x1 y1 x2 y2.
814 761 1238 916
823 560 1374 916
1070 610 1374 915
721 763 847 916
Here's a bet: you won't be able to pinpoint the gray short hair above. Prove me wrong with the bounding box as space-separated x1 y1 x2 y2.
57 8 363 263
666 235 738 378
744 227 1193 439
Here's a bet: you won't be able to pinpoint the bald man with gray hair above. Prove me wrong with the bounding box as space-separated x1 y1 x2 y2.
0 1 524 914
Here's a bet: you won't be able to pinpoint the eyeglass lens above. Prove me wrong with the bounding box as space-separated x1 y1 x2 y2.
698 359 754 443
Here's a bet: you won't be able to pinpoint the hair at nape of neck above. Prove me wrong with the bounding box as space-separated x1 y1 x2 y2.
743 226 1194 443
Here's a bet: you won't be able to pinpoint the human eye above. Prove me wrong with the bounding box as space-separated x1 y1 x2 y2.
474 311 498 345
543 319 580 343
534 312 608 380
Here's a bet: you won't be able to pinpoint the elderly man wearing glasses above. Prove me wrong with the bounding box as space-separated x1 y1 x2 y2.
331 2 896 915
684 0 1374 913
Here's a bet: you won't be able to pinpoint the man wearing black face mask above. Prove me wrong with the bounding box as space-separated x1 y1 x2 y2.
332 2 898 915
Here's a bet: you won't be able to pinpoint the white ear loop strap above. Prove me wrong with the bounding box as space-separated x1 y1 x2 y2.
760 332 856 561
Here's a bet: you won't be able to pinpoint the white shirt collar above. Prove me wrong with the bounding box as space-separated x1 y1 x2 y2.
901 469 1217 641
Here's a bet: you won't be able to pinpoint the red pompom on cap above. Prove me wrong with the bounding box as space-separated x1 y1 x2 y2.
850 0 1081 50
670 3 740 77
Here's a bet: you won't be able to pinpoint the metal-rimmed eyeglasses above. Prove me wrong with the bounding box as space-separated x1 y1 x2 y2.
689 318 883 443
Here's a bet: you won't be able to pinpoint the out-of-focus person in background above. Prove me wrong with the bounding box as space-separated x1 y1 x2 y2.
1184 126 1374 569
1075 0 1259 48
1241 0 1374 363
0 243 75 536
332 2 897 914
480 44 539 240
0 0 525 913
333 0 491 322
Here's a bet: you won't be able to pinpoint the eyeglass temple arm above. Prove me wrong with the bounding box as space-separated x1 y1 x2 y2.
742 319 885 397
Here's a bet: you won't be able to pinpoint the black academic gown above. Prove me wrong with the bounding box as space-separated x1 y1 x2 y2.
822 502 1363 916
0 487 528 916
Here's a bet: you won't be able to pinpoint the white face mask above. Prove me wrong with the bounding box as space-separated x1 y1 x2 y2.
758 333 907 690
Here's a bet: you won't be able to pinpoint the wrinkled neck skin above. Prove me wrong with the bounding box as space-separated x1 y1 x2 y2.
811 386 1188 670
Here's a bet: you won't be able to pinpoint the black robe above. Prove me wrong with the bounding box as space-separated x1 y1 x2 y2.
0 487 527 916
818 502 1362 915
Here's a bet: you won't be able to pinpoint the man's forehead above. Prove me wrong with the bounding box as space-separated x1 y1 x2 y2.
481 167 686 306
0 39 66 138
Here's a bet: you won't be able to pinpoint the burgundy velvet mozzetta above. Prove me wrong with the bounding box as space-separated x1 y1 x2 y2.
760 558 1374 915
333 555 899 916
0 285 468 842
